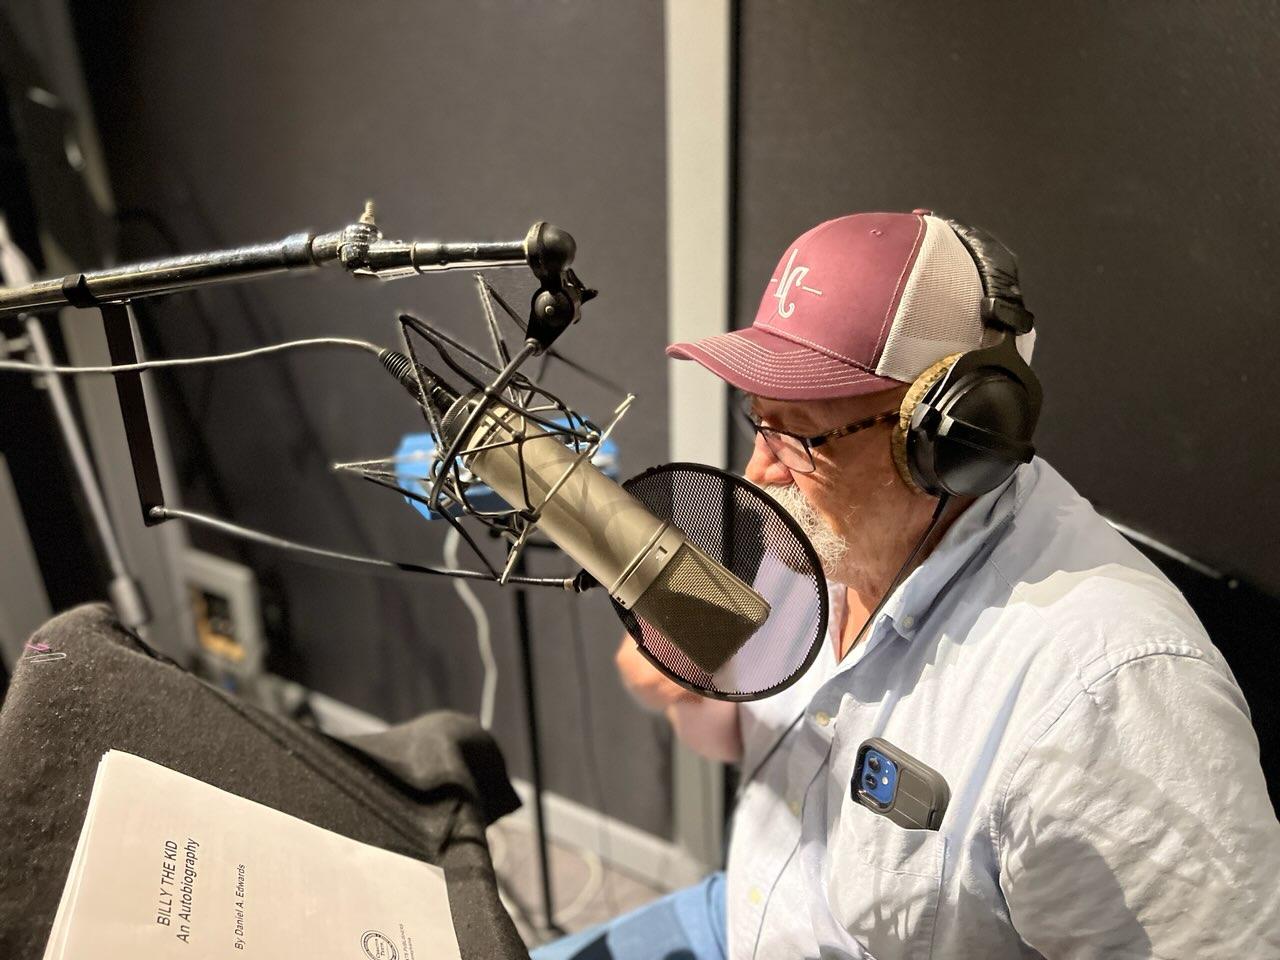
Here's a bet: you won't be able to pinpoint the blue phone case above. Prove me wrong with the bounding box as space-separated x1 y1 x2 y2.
853 737 950 830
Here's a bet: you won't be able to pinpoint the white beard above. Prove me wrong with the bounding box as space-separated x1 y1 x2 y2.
761 484 848 577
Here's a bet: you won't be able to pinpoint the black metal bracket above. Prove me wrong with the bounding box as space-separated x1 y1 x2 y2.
99 301 167 525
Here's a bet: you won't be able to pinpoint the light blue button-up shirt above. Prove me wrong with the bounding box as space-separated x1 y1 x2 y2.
726 458 1280 959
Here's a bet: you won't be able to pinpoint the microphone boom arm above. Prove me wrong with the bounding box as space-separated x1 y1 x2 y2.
0 201 580 321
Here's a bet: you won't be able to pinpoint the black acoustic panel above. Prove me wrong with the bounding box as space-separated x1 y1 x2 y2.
73 1 671 836
736 0 1280 594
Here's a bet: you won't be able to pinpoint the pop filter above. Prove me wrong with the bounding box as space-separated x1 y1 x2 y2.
613 463 828 702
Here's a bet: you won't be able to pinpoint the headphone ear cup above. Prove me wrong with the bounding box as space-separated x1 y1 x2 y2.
892 353 963 495
929 369 1037 497
908 339 1041 498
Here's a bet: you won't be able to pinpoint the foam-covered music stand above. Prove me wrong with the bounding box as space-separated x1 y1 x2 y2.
0 604 527 960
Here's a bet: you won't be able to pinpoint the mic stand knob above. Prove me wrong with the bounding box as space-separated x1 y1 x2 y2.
337 200 383 270
524 222 598 352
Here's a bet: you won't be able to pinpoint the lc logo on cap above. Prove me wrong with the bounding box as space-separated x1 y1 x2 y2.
668 211 995 402
769 248 823 319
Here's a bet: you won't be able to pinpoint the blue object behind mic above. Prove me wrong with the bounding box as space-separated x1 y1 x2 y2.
393 428 620 520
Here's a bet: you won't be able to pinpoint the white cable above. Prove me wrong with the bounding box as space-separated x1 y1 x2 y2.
548 842 606 928
444 526 497 729
487 817 606 933
0 336 383 374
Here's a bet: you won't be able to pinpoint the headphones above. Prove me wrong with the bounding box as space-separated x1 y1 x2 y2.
890 218 1043 498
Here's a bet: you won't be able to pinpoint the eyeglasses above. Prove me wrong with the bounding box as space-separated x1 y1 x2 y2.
740 399 899 474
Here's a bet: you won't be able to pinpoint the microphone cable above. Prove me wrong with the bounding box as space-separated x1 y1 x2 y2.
734 493 954 798
0 335 384 374
0 333 576 589
148 504 572 587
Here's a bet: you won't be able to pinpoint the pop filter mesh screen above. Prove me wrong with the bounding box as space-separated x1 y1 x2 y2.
614 464 828 701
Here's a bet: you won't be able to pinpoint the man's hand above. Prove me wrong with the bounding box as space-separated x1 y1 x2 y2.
615 632 697 712
615 633 743 763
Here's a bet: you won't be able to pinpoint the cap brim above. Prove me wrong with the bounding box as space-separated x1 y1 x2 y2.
666 326 901 401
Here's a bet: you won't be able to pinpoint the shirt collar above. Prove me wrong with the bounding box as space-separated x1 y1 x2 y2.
883 460 1037 637
829 459 1039 658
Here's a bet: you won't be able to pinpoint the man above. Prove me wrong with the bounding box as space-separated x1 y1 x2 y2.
534 211 1280 958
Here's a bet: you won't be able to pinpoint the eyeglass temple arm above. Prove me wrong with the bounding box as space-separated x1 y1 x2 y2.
806 411 900 449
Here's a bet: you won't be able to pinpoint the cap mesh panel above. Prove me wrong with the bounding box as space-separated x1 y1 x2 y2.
876 216 985 382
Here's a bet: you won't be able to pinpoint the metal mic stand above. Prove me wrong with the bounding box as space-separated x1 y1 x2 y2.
508 539 565 936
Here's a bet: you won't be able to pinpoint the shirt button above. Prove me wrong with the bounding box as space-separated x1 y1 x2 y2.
748 886 764 906
788 798 802 817
902 614 915 629
815 711 831 727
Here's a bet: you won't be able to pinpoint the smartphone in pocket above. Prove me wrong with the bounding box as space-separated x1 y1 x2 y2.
853 737 950 830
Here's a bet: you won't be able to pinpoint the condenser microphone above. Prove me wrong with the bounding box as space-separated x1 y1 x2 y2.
379 350 771 674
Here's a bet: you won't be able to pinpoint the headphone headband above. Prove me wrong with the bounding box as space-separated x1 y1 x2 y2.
944 218 1036 336
890 216 1043 498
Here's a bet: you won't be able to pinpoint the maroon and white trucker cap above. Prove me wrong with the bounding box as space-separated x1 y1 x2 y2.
668 210 1015 401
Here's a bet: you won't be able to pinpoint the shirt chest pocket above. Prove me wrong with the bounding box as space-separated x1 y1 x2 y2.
826 803 947 960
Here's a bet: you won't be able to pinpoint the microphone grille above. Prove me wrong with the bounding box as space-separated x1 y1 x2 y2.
632 541 770 676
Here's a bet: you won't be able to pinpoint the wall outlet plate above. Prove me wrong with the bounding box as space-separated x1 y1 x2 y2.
182 549 263 681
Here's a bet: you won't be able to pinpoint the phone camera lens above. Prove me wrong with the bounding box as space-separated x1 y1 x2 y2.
867 756 881 772
863 773 878 791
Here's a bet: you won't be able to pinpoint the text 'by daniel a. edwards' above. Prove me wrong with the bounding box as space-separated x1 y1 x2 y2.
233 862 247 950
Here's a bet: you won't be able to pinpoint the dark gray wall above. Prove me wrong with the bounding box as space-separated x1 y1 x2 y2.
736 1 1280 593
75 1 672 834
